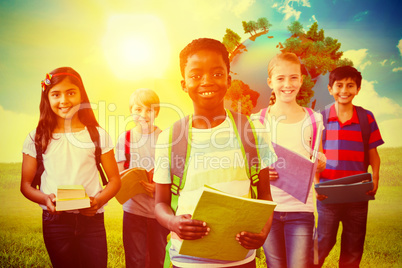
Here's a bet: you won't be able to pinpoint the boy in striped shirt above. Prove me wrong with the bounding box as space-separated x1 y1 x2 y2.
314 66 384 267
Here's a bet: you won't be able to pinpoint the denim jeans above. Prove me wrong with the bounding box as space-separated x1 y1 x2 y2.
263 211 314 268
123 212 170 268
315 201 368 268
42 210 107 268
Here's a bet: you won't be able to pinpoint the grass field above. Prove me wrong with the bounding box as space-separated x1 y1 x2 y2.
0 147 401 267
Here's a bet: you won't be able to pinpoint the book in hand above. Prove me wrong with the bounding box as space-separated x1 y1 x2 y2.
270 124 322 203
178 186 277 261
315 173 375 204
57 185 86 199
56 185 90 211
115 167 153 205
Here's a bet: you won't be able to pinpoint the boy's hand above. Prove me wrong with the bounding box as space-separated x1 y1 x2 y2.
140 180 155 195
168 214 209 240
236 230 267 249
316 152 327 173
79 197 99 216
366 179 378 196
268 166 279 181
315 190 328 201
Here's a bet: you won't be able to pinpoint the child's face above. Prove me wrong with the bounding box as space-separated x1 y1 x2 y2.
328 77 360 105
181 50 231 113
131 103 156 133
268 60 302 104
48 78 82 121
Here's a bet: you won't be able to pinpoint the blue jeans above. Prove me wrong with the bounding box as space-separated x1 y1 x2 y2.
42 210 107 268
315 201 368 268
123 212 170 268
263 211 314 268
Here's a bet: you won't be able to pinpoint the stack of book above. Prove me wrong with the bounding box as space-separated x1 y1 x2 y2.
56 185 90 211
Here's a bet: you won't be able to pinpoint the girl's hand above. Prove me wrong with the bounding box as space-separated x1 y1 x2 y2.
140 180 155 195
236 230 267 249
315 190 328 201
79 196 100 216
316 152 327 173
168 214 209 240
269 166 279 181
46 193 58 214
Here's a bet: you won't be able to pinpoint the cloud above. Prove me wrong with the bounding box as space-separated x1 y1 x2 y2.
0 106 38 163
353 10 369 22
398 39 402 56
273 0 312 21
392 67 402 72
378 118 402 148
360 60 372 71
342 49 370 70
230 0 255 16
353 80 402 119
380 59 387 66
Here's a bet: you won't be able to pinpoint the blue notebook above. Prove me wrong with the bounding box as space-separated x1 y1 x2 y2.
315 173 375 204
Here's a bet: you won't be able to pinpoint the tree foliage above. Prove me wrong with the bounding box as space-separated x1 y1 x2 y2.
223 28 241 54
281 21 354 106
225 80 260 116
287 21 304 36
242 21 252 36
257 17 272 31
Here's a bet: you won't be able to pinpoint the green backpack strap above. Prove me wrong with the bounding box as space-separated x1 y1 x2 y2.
169 115 191 213
169 111 261 213
228 110 261 199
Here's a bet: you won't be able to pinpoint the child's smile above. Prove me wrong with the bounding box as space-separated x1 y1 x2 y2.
181 50 230 115
48 78 82 122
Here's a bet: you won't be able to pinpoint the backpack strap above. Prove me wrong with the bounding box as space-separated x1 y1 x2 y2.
88 126 108 186
305 108 318 150
259 107 268 125
228 110 260 199
169 111 261 212
321 107 331 149
355 106 370 171
124 130 131 170
31 142 44 189
170 115 191 213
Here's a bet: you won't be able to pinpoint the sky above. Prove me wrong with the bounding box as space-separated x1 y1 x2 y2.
1 0 402 163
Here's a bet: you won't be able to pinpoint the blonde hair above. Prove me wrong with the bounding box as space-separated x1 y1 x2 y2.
129 88 160 116
267 52 302 105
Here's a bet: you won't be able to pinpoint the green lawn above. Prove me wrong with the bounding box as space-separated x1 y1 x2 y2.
0 147 401 267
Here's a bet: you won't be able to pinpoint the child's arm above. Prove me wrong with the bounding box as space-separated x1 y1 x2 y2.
20 154 58 213
155 183 209 240
236 167 274 249
367 147 380 196
80 150 121 216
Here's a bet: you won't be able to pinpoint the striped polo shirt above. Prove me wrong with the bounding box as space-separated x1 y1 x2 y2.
320 105 384 181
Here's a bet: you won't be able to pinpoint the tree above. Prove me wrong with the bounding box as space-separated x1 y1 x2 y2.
225 80 259 115
222 28 241 54
242 21 252 36
287 21 304 36
248 20 258 35
257 17 272 32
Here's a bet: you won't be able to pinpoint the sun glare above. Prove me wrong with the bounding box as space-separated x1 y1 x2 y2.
103 14 170 80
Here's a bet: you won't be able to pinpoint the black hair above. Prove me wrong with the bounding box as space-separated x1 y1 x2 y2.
179 38 230 77
329 66 362 88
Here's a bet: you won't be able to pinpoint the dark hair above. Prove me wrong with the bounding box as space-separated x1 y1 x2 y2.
35 67 99 152
329 66 362 88
179 38 230 77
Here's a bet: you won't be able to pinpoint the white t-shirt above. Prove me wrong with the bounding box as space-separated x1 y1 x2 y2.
22 127 114 212
251 107 323 212
154 113 277 267
115 128 161 218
